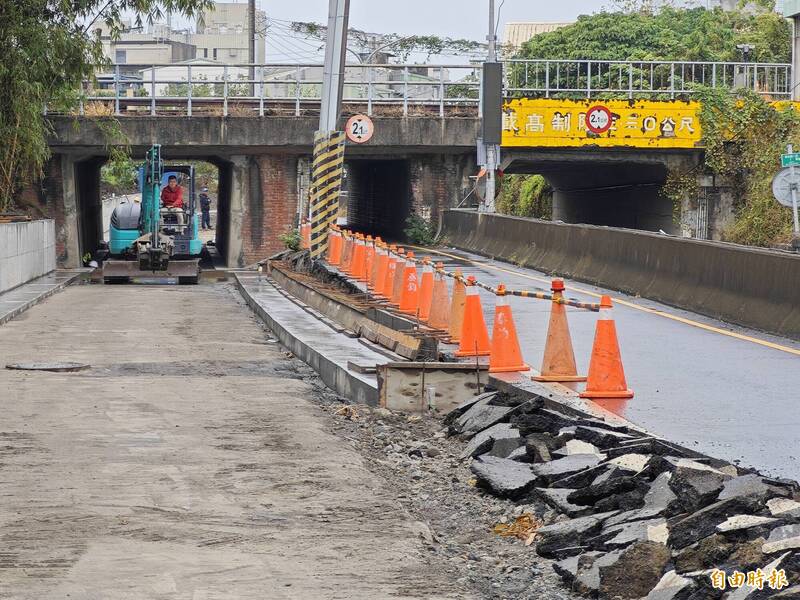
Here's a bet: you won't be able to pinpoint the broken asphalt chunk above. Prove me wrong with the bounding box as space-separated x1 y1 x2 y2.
452 396 524 438
469 455 537 498
460 422 520 459
535 511 617 558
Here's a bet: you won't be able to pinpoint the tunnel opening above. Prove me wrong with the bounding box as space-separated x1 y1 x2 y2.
344 159 412 242
504 157 676 234
74 156 106 260
73 154 230 266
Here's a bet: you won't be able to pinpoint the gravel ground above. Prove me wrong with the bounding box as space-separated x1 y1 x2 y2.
293 363 579 600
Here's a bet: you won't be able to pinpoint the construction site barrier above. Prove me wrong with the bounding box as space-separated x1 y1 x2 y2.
440 209 800 340
319 225 634 401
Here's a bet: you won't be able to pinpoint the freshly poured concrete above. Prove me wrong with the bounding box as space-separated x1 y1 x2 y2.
0 283 464 599
412 246 800 481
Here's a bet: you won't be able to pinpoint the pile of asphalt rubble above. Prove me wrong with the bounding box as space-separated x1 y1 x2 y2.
448 390 800 599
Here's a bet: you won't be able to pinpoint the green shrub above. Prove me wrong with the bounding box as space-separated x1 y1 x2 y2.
279 228 302 252
403 213 437 245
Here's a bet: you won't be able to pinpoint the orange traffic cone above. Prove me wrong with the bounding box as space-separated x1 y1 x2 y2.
398 253 420 315
351 235 367 281
580 296 634 400
369 238 383 290
417 259 434 321
363 236 375 285
456 276 491 357
340 232 353 274
390 248 406 306
382 247 399 300
448 270 467 343
300 220 311 250
489 285 529 373
328 227 342 265
373 244 390 298
427 263 450 330
534 279 587 382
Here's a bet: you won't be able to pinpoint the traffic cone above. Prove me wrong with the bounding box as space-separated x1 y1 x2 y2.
382 247 400 301
374 243 391 298
341 231 353 274
455 275 491 357
580 296 634 400
534 279 587 382
300 220 311 250
427 263 450 330
399 253 420 315
390 248 406 306
448 270 467 343
489 284 529 373
351 235 367 281
328 227 342 265
369 238 384 290
363 235 375 285
417 259 434 321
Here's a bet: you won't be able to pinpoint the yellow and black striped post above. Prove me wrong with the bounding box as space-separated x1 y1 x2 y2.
309 130 346 259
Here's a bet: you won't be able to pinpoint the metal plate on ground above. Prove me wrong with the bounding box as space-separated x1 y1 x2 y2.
6 362 90 372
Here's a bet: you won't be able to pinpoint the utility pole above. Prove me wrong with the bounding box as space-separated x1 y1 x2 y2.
248 0 256 97
481 0 503 212
319 0 350 132
309 0 350 259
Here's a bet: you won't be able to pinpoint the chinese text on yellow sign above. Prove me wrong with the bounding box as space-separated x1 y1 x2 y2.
502 99 703 149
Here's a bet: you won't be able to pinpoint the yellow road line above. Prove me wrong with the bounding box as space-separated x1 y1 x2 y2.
411 245 800 358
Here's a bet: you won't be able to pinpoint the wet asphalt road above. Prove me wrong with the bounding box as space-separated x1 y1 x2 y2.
414 246 800 481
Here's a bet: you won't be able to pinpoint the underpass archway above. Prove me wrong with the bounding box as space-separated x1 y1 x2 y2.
344 158 412 242
71 153 229 266
501 149 702 235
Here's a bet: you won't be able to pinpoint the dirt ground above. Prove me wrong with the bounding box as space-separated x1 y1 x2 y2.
0 282 572 600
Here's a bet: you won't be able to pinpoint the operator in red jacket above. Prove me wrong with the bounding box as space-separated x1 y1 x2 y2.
160 175 183 208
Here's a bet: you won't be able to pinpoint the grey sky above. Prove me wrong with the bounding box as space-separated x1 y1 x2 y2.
264 0 608 37
160 0 707 61
258 0 616 60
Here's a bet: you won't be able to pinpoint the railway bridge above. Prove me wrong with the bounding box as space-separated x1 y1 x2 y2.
42 59 790 267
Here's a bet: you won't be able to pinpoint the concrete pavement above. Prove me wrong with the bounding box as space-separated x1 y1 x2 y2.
417 246 800 482
0 283 465 599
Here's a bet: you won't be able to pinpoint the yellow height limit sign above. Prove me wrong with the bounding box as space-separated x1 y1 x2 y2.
501 99 703 149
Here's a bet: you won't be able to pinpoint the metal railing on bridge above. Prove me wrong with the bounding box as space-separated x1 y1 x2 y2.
64 59 793 118
505 59 792 99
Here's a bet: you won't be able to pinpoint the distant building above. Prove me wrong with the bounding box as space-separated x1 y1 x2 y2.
502 22 573 55
189 2 265 64
97 21 196 74
98 2 266 70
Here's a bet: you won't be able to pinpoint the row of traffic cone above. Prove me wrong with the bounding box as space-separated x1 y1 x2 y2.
325 226 632 400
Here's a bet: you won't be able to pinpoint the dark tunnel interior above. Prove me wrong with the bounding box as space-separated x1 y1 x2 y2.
344 159 413 242
505 158 676 234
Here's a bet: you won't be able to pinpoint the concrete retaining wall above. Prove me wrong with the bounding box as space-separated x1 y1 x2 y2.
0 220 56 294
441 209 800 339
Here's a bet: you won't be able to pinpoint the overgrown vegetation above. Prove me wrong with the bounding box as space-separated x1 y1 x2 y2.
403 213 437 245
279 228 302 252
496 175 553 220
687 88 796 246
519 4 787 63
0 0 211 213
100 150 137 194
